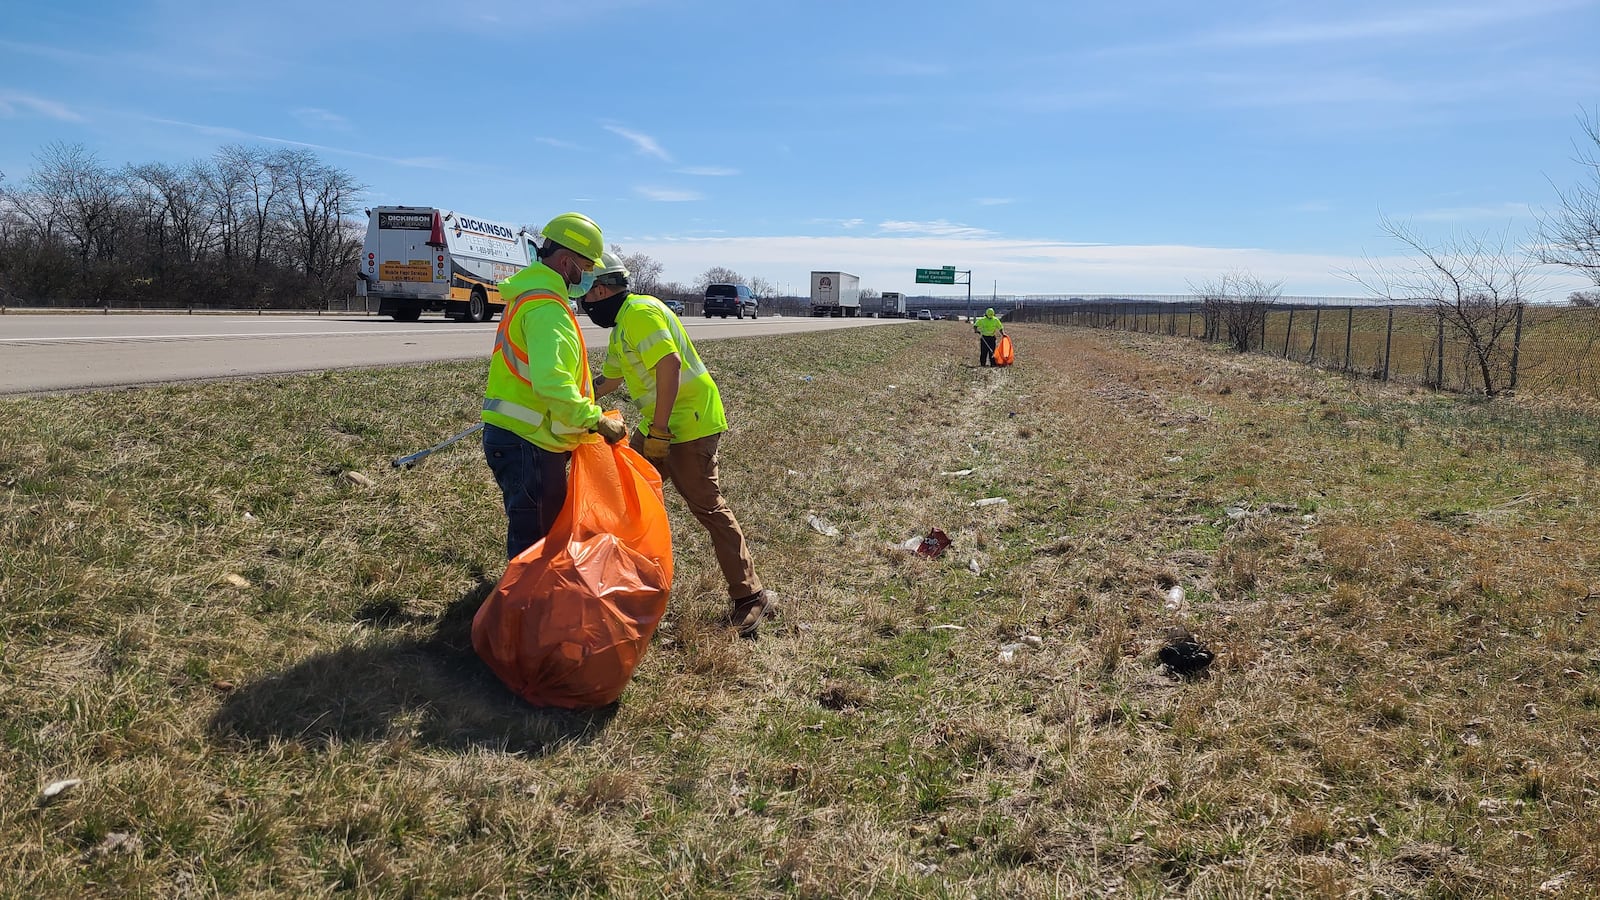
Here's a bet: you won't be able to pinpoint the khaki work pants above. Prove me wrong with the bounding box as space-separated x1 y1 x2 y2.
631 430 762 600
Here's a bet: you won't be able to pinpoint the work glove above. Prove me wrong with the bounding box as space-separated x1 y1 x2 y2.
593 415 628 445
642 431 672 463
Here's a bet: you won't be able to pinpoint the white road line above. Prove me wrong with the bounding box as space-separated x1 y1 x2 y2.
0 328 493 345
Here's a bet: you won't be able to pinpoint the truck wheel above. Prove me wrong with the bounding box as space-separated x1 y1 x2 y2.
705 310 713 318
391 308 421 322
750 307 757 320
736 307 744 320
464 288 488 323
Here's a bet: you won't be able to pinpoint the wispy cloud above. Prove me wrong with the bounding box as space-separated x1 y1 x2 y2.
975 198 1015 206
536 136 581 150
878 219 994 238
675 166 739 176
0 89 85 122
138 115 450 168
290 107 349 131
809 218 866 230
1100 1 1588 56
636 186 702 202
605 124 672 162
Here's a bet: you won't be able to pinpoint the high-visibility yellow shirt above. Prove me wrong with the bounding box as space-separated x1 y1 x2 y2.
601 294 727 443
481 262 604 451
975 314 1004 336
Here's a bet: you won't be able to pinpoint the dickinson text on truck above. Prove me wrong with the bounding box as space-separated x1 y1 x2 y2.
357 206 536 322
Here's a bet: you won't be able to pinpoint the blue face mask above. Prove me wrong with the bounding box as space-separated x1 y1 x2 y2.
568 270 596 299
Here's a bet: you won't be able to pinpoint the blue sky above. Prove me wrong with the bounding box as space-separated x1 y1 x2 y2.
2 0 1596 298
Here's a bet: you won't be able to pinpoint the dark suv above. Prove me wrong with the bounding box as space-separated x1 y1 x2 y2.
703 283 758 319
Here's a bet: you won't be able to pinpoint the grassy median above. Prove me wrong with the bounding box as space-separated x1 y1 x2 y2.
3 321 1599 897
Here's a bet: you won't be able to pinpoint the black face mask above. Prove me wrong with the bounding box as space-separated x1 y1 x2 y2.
580 291 627 328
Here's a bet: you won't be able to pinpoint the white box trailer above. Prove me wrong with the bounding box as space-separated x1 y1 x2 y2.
810 271 861 318
357 206 535 322
879 291 906 318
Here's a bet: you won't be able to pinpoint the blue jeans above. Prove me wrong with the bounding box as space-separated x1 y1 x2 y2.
482 423 571 560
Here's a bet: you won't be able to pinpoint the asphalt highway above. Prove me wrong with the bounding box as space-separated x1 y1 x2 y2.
0 311 906 395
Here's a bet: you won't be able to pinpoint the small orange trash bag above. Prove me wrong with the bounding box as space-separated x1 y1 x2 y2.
994 334 1015 366
472 429 674 708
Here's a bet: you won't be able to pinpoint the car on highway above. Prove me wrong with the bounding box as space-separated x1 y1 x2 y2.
663 299 686 315
916 308 935 320
704 283 758 319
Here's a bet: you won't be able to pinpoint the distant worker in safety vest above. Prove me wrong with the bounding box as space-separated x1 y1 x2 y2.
481 212 627 559
974 307 1005 367
578 251 772 637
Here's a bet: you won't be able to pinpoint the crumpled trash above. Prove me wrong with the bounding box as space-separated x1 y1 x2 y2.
973 497 1008 508
1163 585 1185 610
916 528 951 558
939 469 974 477
807 515 840 537
968 558 981 576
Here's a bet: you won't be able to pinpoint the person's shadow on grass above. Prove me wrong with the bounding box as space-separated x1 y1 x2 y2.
207 576 616 754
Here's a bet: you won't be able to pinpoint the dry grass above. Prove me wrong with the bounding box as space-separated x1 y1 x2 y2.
3 321 1600 897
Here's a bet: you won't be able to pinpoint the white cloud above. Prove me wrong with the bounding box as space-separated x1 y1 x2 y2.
0 90 85 122
291 107 349 130
138 115 451 167
878 219 995 238
975 198 1015 206
604 124 672 162
611 233 1487 298
675 166 739 176
636 186 702 202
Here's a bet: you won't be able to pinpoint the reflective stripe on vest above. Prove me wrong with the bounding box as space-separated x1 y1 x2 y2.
481 397 544 428
493 289 564 386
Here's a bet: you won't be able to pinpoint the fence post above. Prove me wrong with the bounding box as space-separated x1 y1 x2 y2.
1259 304 1269 352
1283 308 1295 358
1509 302 1525 392
1434 311 1445 389
1309 307 1321 365
1187 310 1193 338
1344 307 1354 372
1382 308 1394 382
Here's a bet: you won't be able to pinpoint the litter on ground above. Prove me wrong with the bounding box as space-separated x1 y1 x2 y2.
973 497 1008 508
807 515 841 537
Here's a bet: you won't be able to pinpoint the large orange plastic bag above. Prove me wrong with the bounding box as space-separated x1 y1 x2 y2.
472 431 674 708
994 334 1015 366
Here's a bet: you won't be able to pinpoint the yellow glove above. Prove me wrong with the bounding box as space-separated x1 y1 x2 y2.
593 415 627 445
642 431 672 462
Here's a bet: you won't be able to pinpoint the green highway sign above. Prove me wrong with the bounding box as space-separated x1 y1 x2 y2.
915 267 955 284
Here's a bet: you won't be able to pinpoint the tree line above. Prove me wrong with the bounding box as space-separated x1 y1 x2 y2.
0 142 364 308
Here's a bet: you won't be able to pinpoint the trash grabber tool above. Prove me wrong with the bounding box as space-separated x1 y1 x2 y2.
393 423 485 469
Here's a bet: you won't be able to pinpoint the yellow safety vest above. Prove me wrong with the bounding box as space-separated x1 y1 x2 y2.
601 294 727 442
481 262 604 452
975 315 1003 336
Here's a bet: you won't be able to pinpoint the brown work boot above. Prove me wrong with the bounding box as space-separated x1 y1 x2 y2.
727 591 771 638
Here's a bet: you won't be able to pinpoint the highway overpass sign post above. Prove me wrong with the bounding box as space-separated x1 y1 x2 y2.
915 266 972 318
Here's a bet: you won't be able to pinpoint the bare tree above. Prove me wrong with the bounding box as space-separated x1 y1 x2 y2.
279 149 364 303
1571 290 1600 307
610 244 664 295
694 266 744 291
1354 219 1538 396
749 276 775 297
1537 108 1600 287
1189 271 1280 352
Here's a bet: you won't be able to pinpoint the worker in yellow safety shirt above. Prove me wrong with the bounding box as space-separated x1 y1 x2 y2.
577 251 772 637
974 307 1005 367
481 213 628 559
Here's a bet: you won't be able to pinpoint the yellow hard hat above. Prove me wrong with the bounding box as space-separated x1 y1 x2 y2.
986 307 995 316
541 212 604 264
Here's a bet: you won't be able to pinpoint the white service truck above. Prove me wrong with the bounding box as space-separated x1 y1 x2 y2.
879 291 907 318
810 271 861 318
356 206 536 322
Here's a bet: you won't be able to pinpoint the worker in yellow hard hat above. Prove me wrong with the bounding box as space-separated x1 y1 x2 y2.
481 212 627 559
577 250 772 637
974 307 1005 367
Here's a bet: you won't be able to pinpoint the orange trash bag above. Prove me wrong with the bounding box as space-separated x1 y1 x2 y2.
472 425 674 708
994 334 1015 366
